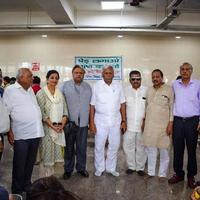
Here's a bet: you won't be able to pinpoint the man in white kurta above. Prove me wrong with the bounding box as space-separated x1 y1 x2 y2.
123 70 147 176
90 66 126 177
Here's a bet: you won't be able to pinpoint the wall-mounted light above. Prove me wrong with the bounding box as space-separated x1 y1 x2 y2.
42 34 47 38
175 36 181 39
101 1 124 10
117 35 124 38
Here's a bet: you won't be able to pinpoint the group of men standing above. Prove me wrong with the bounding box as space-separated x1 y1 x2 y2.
122 62 200 189
2 62 200 195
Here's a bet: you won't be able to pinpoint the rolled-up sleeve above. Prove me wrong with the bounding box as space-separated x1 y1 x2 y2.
62 94 68 116
90 84 96 106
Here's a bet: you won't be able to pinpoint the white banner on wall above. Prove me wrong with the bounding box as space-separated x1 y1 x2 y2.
75 56 122 80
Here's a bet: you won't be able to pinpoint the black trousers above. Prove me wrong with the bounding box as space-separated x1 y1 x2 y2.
12 138 40 194
172 116 199 177
64 125 88 173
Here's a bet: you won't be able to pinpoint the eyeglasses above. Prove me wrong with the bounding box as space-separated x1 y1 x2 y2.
52 122 62 126
130 78 141 81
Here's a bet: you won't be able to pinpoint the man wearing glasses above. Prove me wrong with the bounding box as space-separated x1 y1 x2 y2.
123 70 147 176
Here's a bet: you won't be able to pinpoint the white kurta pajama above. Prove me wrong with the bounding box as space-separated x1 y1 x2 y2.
91 80 125 173
123 85 147 171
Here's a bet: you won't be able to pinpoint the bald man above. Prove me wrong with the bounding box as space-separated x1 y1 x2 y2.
90 66 126 177
3 68 44 194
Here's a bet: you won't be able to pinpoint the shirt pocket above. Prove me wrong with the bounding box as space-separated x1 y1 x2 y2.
96 91 107 104
156 95 169 106
126 97 134 106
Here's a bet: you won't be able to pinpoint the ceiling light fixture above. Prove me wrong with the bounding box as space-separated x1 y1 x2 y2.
175 36 181 39
101 1 124 10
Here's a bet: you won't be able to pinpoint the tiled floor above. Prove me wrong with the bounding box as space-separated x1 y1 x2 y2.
0 136 200 200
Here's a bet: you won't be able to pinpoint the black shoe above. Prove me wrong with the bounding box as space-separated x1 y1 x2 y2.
63 172 71 180
137 170 145 176
196 181 200 186
168 174 184 184
126 169 135 174
78 170 89 178
188 176 196 189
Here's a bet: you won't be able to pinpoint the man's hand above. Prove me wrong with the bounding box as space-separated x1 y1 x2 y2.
166 121 173 136
120 121 127 134
141 119 145 132
89 122 97 135
197 123 200 132
7 129 14 145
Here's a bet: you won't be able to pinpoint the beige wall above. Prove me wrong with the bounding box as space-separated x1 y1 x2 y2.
0 33 200 87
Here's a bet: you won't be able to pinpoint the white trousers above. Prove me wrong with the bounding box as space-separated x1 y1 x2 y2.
146 147 169 177
94 124 120 173
123 131 146 171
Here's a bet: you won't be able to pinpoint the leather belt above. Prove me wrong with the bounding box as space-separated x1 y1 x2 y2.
174 116 199 122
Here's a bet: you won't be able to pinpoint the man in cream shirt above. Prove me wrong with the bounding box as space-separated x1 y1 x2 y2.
123 70 147 176
90 65 126 177
3 68 44 195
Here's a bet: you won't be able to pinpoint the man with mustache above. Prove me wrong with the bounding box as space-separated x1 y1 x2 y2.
168 62 200 188
123 70 147 176
143 69 173 179
90 65 126 177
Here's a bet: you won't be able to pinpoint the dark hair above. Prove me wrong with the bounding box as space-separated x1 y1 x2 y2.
3 76 10 83
72 65 85 73
10 77 16 84
152 69 163 78
176 75 181 80
26 176 81 200
33 76 41 84
129 70 141 78
46 70 60 80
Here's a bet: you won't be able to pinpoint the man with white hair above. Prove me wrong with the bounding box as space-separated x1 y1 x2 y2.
3 68 44 194
90 65 126 177
168 62 200 189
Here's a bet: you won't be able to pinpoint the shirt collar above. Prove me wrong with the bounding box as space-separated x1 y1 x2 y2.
15 82 32 92
14 81 23 89
72 79 83 86
178 79 194 85
102 79 115 86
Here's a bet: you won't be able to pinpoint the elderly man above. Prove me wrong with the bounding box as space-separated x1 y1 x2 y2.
168 63 200 188
3 68 44 194
90 65 126 177
143 69 173 179
61 65 92 179
123 70 147 176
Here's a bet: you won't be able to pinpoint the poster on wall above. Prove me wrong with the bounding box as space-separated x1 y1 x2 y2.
32 62 40 71
75 56 122 80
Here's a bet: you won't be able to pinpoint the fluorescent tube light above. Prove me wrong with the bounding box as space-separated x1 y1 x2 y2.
101 1 124 10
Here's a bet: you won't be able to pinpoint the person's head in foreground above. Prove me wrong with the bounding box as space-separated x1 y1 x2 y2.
26 176 81 200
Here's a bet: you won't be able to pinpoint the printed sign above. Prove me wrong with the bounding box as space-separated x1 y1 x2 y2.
32 62 40 71
75 56 122 80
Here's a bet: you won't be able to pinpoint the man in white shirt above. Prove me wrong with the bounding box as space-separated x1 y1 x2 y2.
90 65 126 177
3 68 44 195
123 70 147 176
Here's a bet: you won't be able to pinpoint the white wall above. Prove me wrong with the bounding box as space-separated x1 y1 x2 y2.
0 33 199 87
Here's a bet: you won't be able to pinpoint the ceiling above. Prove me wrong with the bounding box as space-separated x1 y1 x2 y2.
0 0 199 34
